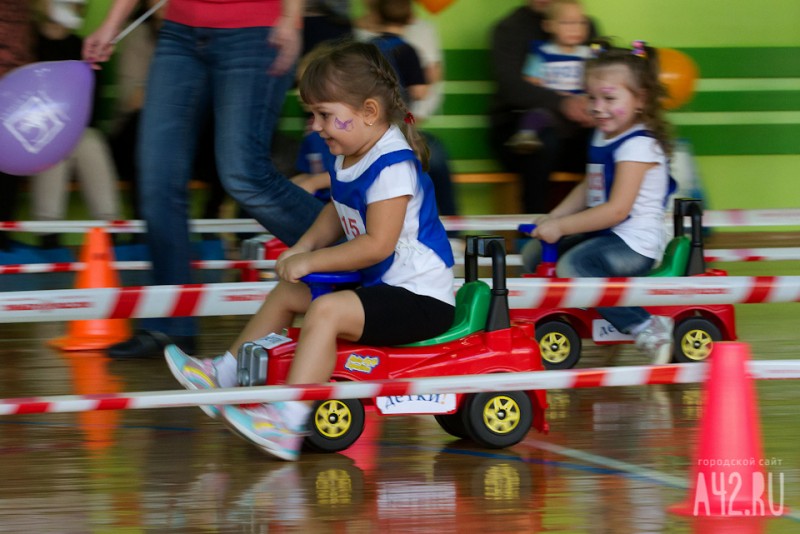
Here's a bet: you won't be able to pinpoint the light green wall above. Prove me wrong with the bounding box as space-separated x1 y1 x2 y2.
426 0 800 48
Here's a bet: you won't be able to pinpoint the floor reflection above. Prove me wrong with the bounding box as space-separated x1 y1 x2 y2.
1 304 799 533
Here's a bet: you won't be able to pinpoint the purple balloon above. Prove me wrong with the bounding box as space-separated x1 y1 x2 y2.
0 60 95 176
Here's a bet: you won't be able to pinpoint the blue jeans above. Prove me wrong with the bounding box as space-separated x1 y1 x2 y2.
138 21 323 337
521 233 654 333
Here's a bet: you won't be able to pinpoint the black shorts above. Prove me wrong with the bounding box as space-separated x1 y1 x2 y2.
355 285 455 346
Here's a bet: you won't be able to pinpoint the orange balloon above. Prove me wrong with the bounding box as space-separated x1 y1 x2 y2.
657 48 699 110
415 0 455 14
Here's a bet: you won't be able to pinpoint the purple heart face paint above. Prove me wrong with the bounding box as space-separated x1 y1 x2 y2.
586 67 644 139
334 117 354 131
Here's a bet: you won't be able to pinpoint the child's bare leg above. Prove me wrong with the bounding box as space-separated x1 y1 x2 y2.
287 290 365 385
228 281 312 356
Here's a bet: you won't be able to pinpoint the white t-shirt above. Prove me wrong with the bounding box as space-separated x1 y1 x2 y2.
334 125 454 305
586 125 670 259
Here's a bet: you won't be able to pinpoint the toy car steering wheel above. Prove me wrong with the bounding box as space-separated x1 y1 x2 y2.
518 224 559 263
300 271 362 300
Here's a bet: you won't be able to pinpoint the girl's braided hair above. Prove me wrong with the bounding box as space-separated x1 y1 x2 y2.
586 39 674 157
298 40 430 169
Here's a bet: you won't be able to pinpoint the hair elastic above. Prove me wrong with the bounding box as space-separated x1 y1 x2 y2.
590 42 605 58
404 112 416 125
631 40 648 58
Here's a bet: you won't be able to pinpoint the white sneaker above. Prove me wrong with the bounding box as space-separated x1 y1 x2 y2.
634 316 674 365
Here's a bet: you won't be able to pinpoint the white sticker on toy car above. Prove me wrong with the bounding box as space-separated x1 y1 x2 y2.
375 394 457 415
592 319 634 342
253 332 293 349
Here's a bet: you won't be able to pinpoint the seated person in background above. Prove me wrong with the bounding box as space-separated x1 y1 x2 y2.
355 0 458 216
303 0 353 55
0 0 33 252
365 0 428 103
489 0 598 214
506 0 592 154
290 121 336 201
32 7 121 249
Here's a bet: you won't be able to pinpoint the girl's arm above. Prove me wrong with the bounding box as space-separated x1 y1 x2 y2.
289 202 343 253
535 161 655 242
549 179 589 218
278 196 409 282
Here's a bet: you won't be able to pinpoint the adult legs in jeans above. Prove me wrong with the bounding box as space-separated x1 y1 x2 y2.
126 23 323 353
208 26 323 246
556 233 655 333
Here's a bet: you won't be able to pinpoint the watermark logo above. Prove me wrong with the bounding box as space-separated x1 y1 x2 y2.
693 457 785 516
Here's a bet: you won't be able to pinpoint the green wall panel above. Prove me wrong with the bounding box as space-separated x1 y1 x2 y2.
678 124 800 156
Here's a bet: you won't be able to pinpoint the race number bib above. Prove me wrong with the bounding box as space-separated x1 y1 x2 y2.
586 163 606 207
335 203 366 239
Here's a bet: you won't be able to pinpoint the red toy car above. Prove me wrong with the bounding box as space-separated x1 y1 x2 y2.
511 198 737 369
239 235 549 453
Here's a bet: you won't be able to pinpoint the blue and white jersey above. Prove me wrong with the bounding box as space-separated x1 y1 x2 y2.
585 124 673 259
522 41 591 93
331 125 455 305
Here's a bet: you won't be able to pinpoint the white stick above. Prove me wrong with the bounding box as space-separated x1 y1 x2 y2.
111 0 169 44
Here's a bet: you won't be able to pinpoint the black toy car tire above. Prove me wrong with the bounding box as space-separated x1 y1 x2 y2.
536 321 582 369
305 398 365 453
462 391 533 449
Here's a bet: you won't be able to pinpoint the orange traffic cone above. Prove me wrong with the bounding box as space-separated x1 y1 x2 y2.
670 342 787 518
50 228 131 350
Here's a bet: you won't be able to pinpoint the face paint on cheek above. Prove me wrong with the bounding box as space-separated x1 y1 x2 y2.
333 117 354 131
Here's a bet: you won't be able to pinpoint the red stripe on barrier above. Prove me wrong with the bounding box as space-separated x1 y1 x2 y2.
744 276 775 303
94 397 132 411
297 384 337 402
51 262 73 273
11 401 52 414
172 284 204 317
645 366 681 384
0 265 22 274
110 286 143 319
376 381 414 397
0 222 19 230
572 370 607 388
539 280 570 308
596 277 629 307
728 209 747 226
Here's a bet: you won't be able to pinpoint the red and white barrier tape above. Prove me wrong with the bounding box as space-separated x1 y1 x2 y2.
2 247 799 276
504 275 800 310
0 282 275 323
2 209 800 234
2 360 799 416
0 276 797 323
0 259 278 275
703 248 800 263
